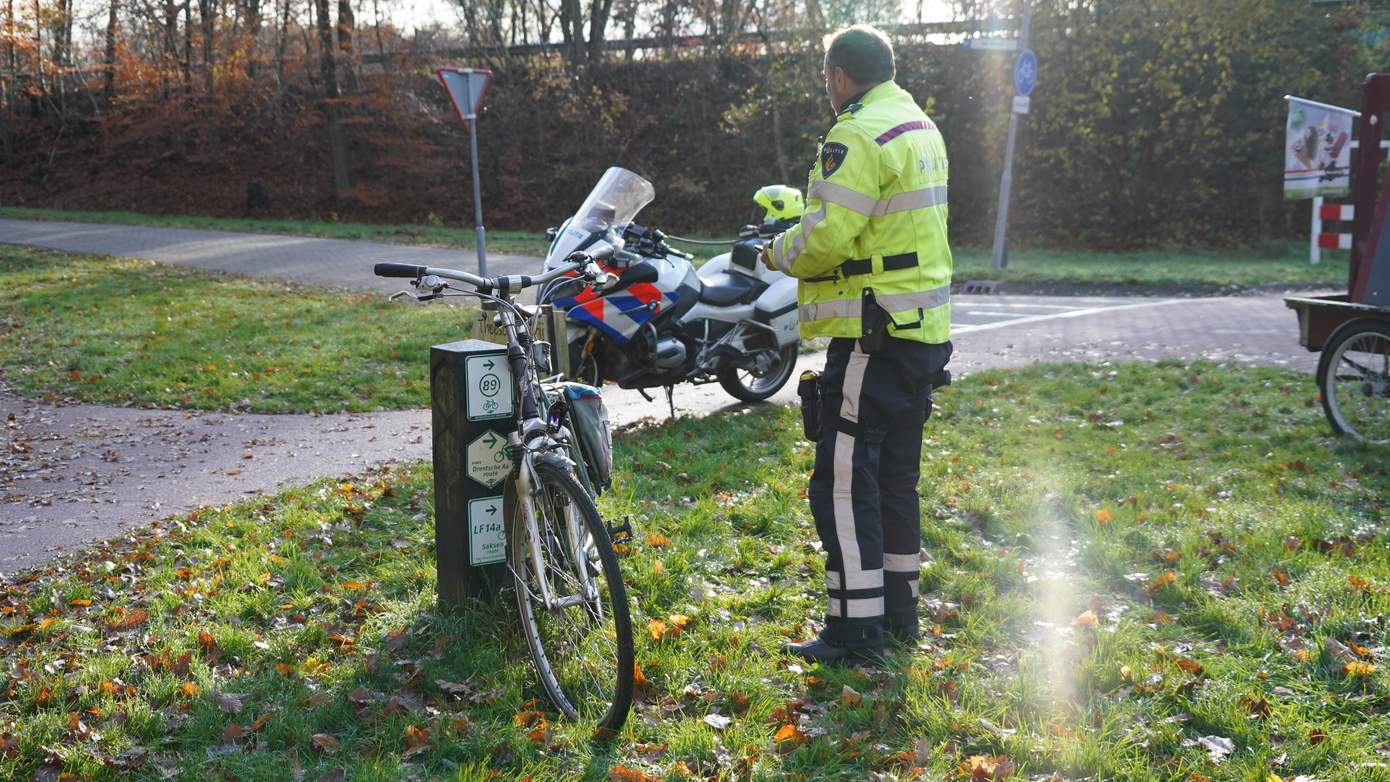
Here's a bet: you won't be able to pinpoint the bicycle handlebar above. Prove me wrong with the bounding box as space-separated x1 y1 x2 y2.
373 251 615 295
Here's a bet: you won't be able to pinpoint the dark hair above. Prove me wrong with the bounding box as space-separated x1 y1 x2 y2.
825 24 895 85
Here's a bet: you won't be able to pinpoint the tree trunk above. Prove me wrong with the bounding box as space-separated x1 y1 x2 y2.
275 0 290 82
5 0 16 109
104 0 119 103
199 0 215 94
315 0 350 198
30 0 40 98
370 0 387 74
244 0 262 77
336 0 356 91
585 0 611 66
183 0 193 85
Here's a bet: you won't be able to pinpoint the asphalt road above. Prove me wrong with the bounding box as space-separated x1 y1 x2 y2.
0 219 1324 572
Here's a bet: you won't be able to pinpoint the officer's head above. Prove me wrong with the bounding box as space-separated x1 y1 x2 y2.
823 24 895 113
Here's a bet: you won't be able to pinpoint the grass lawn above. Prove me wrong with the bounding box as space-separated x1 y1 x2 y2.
3 360 1387 781
2 206 1348 289
0 245 471 413
951 245 1348 289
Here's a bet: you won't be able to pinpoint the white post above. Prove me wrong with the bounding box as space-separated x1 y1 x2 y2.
1310 195 1322 265
462 76 488 277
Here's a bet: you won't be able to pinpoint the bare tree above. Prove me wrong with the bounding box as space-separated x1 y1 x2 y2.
198 0 214 93
336 0 356 90
104 0 119 101
315 0 350 196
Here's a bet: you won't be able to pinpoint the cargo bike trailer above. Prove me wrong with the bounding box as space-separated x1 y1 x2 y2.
1286 73 1390 445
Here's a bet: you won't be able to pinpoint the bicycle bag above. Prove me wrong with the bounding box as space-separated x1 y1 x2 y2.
560 382 613 495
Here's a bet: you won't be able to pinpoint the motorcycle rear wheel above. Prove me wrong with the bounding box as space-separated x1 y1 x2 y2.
717 343 798 402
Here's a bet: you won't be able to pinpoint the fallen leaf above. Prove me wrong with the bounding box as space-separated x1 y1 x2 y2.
1197 735 1234 763
104 746 148 770
347 686 376 705
1325 638 1358 666
108 608 149 630
179 682 199 697
773 724 806 750
1147 571 1178 593
609 766 660 782
311 733 340 754
645 533 672 548
221 723 248 743
1094 508 1114 524
702 713 731 730
647 619 666 642
960 755 1015 781
840 684 863 707
1343 661 1376 679
403 724 430 748
1074 609 1098 628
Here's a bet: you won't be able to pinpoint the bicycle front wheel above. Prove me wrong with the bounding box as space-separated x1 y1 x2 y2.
506 456 634 732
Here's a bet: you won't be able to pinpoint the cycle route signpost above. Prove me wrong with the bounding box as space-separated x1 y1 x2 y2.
431 338 514 607
437 67 493 277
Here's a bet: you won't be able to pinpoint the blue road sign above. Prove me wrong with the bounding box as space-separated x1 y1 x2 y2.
1014 49 1037 97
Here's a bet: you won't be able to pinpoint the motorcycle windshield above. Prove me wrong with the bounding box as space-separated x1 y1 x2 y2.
546 167 655 268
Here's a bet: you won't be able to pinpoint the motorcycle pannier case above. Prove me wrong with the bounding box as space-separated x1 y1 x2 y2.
560 382 613 495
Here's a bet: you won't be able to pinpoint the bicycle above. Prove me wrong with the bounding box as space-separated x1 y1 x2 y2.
375 253 635 732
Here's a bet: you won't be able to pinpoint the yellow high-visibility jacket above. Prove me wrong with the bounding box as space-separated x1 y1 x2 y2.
771 80 952 344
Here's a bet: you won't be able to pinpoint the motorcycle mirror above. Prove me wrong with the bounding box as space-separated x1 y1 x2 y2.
544 226 559 240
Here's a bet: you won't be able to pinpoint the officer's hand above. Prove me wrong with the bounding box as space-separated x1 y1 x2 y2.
760 244 776 271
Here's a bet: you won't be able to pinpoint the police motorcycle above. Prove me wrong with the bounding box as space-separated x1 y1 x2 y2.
540 167 802 407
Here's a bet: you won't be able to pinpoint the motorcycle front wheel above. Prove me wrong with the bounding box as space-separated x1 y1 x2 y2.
717 343 799 402
567 340 605 387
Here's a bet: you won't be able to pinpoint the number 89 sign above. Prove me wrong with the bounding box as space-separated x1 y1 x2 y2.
465 352 513 421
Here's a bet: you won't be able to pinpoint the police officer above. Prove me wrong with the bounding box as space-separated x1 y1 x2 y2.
763 24 953 664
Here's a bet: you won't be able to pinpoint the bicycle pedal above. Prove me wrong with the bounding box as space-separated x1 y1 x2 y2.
607 516 635 543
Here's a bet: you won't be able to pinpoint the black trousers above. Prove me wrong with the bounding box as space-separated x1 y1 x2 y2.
808 336 952 648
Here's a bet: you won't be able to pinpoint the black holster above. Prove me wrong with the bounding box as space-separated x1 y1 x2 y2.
860 289 889 353
797 370 822 442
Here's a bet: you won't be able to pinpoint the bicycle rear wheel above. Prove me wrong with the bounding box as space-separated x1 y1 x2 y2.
506 456 633 732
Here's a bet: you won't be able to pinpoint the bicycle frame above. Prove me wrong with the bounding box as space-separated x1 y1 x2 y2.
396 260 605 614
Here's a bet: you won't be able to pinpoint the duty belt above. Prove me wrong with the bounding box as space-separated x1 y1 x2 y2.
840 252 918 277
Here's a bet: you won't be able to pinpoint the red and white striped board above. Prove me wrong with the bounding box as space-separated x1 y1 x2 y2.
1317 232 1353 249
1319 203 1354 222
1310 197 1354 263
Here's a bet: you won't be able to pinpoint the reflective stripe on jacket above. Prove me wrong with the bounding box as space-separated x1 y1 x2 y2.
771 80 952 344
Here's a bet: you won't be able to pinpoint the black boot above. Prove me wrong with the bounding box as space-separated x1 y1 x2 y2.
781 636 883 666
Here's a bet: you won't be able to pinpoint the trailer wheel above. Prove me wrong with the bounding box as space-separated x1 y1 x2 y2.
1317 317 1390 444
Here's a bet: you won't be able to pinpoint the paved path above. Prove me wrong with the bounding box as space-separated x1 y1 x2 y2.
0 218 536 294
0 220 1322 572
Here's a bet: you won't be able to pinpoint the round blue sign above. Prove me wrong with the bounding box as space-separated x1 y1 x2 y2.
1014 49 1037 97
